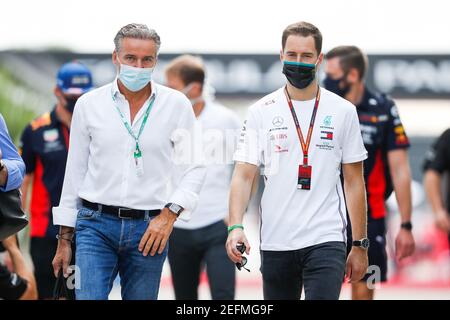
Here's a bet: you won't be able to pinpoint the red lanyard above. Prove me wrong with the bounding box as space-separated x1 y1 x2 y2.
284 86 321 166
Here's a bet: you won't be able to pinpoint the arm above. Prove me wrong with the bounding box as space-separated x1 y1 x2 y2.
52 99 90 277
20 174 33 210
343 161 369 282
2 236 38 300
388 149 413 224
226 162 258 262
388 149 415 260
0 115 25 191
424 169 450 232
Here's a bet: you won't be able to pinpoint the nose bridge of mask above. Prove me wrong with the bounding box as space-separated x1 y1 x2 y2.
117 56 154 74
283 60 316 69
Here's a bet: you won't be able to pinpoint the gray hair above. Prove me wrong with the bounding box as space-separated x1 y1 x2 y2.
114 23 161 53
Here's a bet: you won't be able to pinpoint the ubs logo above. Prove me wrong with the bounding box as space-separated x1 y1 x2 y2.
272 116 284 127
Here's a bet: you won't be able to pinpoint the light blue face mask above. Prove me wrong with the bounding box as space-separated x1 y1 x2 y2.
117 58 154 92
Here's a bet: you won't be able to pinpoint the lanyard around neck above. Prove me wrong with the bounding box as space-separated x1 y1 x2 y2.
284 86 321 166
112 88 156 157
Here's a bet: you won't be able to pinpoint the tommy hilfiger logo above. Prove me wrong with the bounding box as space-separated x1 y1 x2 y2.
320 131 333 140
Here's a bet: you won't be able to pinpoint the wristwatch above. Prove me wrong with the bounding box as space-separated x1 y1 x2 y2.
164 203 184 217
352 238 370 249
401 222 413 231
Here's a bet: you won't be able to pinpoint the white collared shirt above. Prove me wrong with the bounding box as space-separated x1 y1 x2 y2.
234 87 368 251
53 80 206 228
173 100 242 230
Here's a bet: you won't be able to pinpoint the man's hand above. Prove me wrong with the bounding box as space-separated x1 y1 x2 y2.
346 247 368 283
226 228 250 264
52 239 72 278
435 209 450 233
1 234 19 252
52 227 74 278
395 228 415 261
139 208 176 256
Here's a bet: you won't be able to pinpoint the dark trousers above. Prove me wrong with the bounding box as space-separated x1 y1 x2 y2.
168 220 235 300
261 241 346 300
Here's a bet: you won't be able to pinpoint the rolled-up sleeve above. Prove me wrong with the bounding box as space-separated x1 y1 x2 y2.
0 114 25 192
169 96 206 221
52 98 90 227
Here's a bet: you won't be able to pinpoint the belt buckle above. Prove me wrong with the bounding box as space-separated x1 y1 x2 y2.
118 208 133 219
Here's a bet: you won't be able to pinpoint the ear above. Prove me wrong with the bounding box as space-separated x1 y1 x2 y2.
316 52 324 68
112 50 118 66
279 49 284 63
54 87 66 105
347 68 360 83
191 82 203 97
54 87 63 99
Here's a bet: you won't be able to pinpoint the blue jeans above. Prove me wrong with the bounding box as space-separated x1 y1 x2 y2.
74 207 167 300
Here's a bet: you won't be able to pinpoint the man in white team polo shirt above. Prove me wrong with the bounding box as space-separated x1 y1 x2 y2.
226 21 370 300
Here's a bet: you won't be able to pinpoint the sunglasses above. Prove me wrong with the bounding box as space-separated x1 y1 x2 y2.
236 243 250 272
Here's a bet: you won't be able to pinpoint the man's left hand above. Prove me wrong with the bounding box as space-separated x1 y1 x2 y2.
138 208 177 256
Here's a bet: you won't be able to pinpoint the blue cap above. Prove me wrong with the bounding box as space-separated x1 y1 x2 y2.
56 61 93 95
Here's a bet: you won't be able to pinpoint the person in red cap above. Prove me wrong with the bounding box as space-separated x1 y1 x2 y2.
18 61 93 299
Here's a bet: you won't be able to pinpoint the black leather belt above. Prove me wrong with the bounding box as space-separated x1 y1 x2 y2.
81 199 161 219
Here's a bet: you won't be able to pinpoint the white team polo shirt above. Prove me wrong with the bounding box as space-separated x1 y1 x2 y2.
234 87 368 251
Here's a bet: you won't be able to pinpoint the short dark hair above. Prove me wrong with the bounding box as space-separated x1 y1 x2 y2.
165 55 205 86
282 21 322 55
325 46 368 80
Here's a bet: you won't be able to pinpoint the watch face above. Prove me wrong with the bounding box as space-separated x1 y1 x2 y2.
361 238 370 249
170 204 182 214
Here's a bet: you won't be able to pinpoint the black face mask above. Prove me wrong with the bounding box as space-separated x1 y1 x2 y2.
282 61 316 89
323 75 350 98
64 97 79 113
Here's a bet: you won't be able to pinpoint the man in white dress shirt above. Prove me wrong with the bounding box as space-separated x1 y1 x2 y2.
51 23 206 300
165 55 241 300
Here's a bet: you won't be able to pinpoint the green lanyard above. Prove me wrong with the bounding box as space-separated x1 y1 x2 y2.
112 92 156 159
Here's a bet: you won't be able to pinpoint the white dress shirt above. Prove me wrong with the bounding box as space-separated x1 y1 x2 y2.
173 100 241 230
53 80 206 228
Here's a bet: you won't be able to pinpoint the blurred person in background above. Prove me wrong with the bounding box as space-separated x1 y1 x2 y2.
19 61 93 299
423 128 450 245
0 235 37 300
165 55 241 300
0 113 33 300
226 21 369 300
324 46 415 300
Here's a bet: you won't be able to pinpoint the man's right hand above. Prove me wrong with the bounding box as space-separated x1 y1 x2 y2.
226 228 250 264
435 209 450 233
52 237 73 278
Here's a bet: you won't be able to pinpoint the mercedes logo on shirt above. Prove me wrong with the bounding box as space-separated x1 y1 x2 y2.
272 116 284 127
